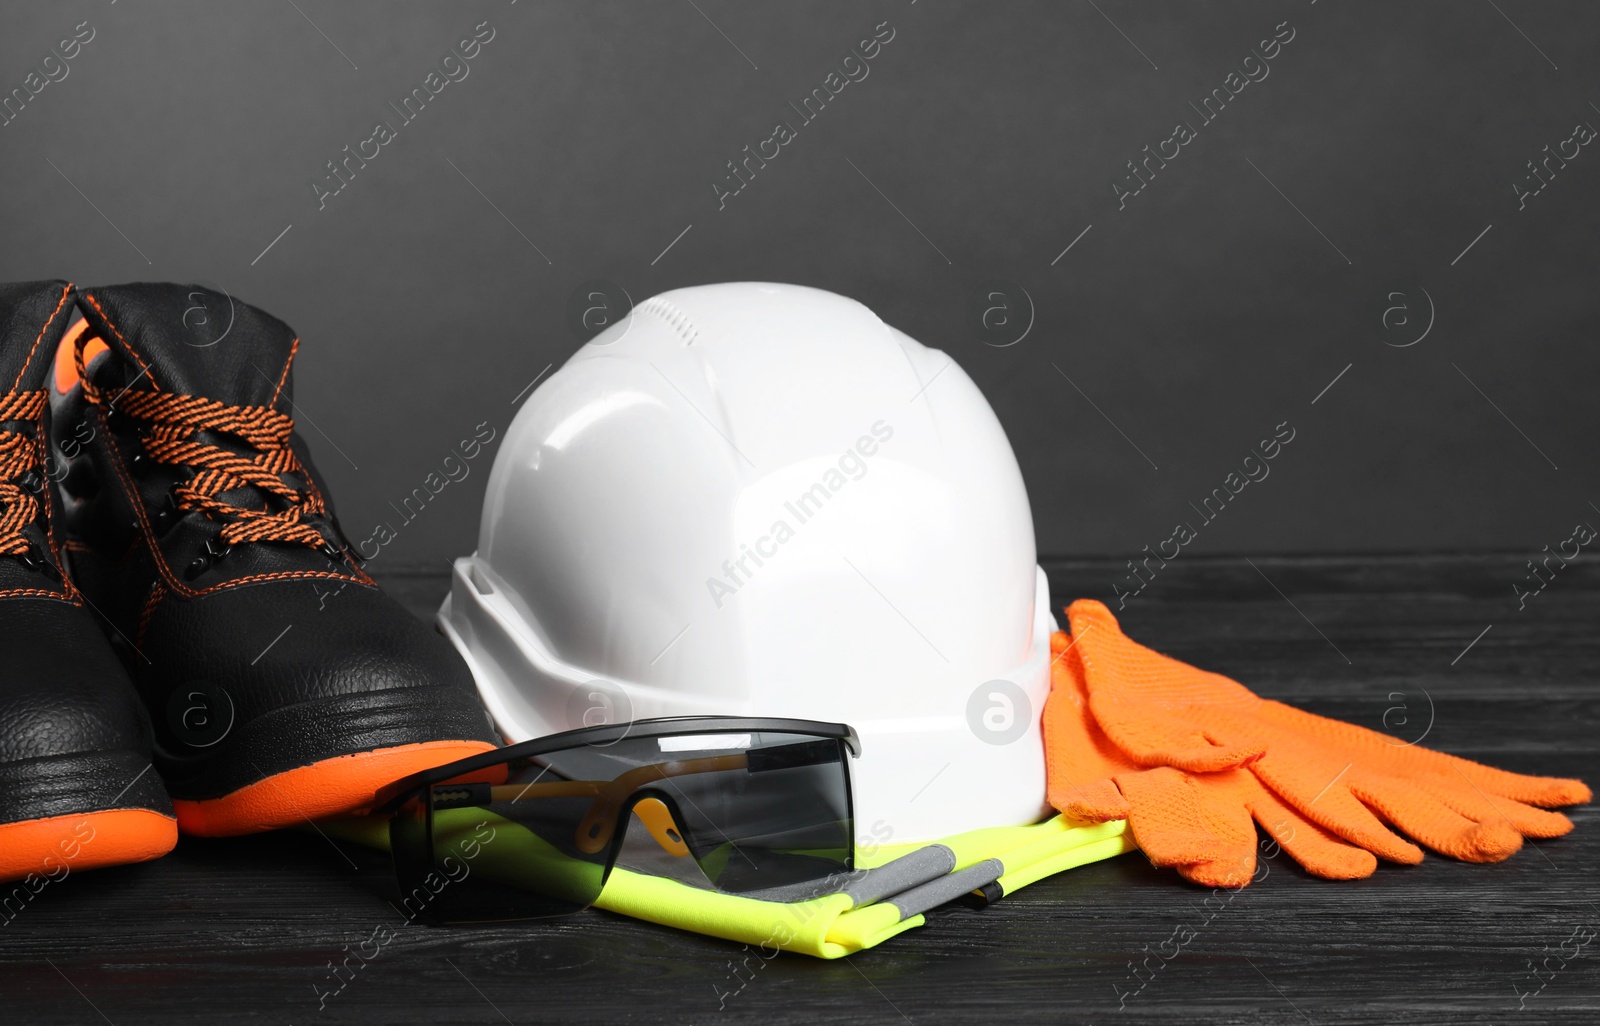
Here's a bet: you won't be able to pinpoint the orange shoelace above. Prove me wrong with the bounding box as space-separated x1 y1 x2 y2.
0 391 48 558
75 342 331 551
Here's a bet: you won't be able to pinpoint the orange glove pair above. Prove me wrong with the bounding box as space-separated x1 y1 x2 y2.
1043 600 1590 887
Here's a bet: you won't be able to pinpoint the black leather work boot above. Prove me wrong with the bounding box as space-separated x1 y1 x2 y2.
51 283 497 837
0 280 176 883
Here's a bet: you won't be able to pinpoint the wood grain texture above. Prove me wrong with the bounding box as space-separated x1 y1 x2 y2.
1 556 1594 1025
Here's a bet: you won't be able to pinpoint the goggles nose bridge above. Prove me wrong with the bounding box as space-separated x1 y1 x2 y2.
588 786 700 861
629 794 692 858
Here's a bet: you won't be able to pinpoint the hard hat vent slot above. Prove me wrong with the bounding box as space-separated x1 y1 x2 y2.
636 296 699 345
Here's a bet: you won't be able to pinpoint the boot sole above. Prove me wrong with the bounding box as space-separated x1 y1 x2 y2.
159 684 499 836
0 809 178 884
0 750 177 883
172 739 497 837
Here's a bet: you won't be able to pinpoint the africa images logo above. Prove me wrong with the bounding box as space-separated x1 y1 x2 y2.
0 20 95 130
1110 20 1296 211
309 20 497 210
710 20 897 210
705 420 894 608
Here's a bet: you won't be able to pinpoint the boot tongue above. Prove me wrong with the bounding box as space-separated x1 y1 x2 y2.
0 280 74 392
75 283 319 544
75 283 297 407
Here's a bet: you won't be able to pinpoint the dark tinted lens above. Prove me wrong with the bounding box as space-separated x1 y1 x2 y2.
647 734 853 893
392 728 852 923
388 792 433 911
403 770 613 923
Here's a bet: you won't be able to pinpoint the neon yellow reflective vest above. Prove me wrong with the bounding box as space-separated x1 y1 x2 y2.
323 814 1131 959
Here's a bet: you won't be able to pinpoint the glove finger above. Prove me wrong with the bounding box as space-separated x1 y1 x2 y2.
1043 685 1136 777
1065 600 1261 710
1251 756 1424 865
1114 767 1229 867
1242 777 1377 881
1050 776 1130 823
1349 775 1521 863
1065 598 1123 629
1086 690 1264 772
1174 770 1260 889
1461 768 1590 809
1258 700 1591 808
1175 849 1257 890
1067 614 1263 772
1405 752 1590 809
1419 775 1576 839
1042 657 1147 815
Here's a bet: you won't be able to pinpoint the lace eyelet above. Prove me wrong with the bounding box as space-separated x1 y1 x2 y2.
16 544 61 581
154 489 183 534
185 538 233 581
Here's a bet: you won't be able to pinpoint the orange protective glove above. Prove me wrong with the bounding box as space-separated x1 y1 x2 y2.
1063 599 1590 868
1043 631 1378 887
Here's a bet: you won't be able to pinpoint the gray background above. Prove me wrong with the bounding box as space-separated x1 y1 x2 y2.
2 1 1596 572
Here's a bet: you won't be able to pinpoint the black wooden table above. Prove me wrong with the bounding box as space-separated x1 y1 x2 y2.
2 556 1594 1025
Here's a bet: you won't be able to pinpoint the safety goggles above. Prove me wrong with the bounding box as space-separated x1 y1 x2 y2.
373 716 860 924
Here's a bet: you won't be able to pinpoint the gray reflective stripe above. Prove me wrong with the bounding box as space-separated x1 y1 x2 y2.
741 844 957 905
844 845 956 906
881 857 1005 922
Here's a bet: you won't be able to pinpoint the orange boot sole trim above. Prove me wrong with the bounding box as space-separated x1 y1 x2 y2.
173 739 500 837
0 808 178 883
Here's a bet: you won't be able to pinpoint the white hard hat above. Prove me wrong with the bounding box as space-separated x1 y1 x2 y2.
440 282 1056 844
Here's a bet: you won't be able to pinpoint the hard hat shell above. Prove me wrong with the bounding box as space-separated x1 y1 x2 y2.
441 282 1055 844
